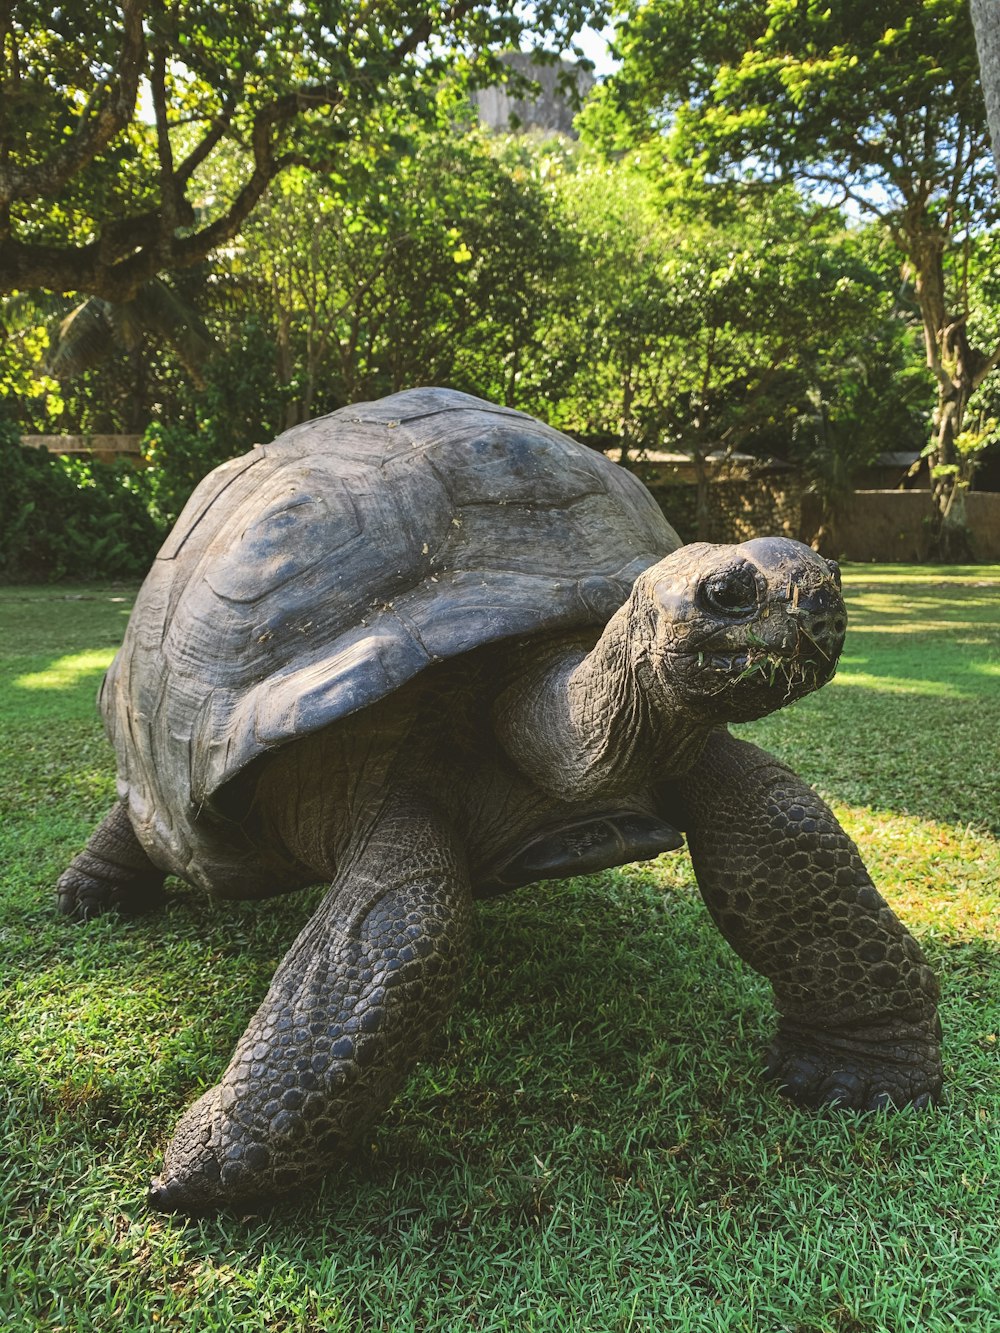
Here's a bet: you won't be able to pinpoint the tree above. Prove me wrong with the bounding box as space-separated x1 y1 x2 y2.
44 279 214 384
544 155 913 538
225 126 577 424
0 1 601 301
597 0 1000 546
971 0 1000 183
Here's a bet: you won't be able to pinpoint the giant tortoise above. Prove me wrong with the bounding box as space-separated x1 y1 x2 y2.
57 387 942 1210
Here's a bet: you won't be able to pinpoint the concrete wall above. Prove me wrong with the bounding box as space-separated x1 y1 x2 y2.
21 433 143 465
649 479 1000 562
828 490 936 562
964 491 1000 561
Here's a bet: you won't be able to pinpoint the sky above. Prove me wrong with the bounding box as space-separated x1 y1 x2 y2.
572 23 618 78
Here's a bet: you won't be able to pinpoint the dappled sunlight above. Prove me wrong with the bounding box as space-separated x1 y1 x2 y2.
829 670 972 699
846 620 996 636
842 566 1000 588
831 802 1000 946
14 648 115 692
841 567 1000 639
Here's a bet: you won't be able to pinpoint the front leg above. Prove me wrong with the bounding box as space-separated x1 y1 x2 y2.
663 730 942 1110
149 791 471 1211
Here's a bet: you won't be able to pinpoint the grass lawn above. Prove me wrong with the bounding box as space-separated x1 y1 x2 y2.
1 565 997 1333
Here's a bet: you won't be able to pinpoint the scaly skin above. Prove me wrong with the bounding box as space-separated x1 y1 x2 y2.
149 789 472 1210
662 730 942 1109
56 801 166 920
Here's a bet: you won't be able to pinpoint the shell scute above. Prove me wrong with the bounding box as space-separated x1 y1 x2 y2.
205 485 361 604
430 424 607 507
157 454 265 562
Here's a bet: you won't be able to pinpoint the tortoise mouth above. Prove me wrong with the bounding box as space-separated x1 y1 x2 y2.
696 646 834 677
675 634 844 718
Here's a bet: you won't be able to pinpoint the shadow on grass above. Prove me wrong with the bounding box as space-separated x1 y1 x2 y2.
17 863 991 1208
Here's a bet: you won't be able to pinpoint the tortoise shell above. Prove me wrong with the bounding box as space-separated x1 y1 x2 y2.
101 388 681 889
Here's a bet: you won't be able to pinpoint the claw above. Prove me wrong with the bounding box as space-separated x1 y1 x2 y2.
765 1020 942 1112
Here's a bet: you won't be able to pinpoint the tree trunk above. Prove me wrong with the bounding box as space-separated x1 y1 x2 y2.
906 226 975 555
971 0 1000 186
618 361 638 467
693 454 712 542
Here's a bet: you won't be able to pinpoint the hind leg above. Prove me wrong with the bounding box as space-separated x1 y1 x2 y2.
57 802 166 920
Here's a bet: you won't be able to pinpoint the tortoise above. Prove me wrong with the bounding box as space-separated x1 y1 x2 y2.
57 387 942 1211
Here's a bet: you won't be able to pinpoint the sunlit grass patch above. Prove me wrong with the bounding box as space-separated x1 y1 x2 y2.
831 805 999 944
14 648 116 691
829 669 970 698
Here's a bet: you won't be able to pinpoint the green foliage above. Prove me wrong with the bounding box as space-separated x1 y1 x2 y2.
1 0 604 299
0 420 160 582
130 317 289 527
44 279 216 384
540 157 921 488
3 130 951 564
598 0 992 213
0 568 997 1329
225 129 580 420
134 422 221 532
596 0 1000 527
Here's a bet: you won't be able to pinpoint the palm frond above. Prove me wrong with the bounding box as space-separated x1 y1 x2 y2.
46 300 117 377
41 279 217 386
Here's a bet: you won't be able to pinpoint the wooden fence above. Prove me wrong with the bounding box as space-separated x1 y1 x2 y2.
20 434 143 464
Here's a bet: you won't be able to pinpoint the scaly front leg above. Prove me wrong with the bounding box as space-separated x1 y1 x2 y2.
663 730 942 1110
149 790 471 1210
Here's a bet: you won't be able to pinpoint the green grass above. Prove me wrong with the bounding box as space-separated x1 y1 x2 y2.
1 567 998 1333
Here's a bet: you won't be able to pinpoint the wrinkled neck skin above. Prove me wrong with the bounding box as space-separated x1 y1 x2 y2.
494 597 711 803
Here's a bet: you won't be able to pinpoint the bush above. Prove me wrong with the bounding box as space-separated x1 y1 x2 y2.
136 419 235 530
0 420 162 582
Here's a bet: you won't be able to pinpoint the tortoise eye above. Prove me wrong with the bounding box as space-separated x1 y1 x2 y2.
699 563 760 616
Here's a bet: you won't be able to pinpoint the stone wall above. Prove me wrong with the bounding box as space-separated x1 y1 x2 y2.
965 491 1000 561
823 490 1000 563
647 478 1000 562
644 477 807 546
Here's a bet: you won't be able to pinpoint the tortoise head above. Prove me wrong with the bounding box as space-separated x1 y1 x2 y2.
631 537 846 723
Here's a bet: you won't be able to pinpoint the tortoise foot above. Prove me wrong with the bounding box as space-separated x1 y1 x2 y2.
57 860 166 920
57 803 166 921
148 1088 283 1213
765 1013 943 1111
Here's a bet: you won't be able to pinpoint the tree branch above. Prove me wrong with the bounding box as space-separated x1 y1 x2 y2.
971 338 1000 392
149 39 177 263
175 106 236 187
0 0 499 298
0 0 147 206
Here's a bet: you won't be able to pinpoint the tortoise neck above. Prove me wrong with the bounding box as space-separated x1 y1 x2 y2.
566 599 708 796
493 599 710 802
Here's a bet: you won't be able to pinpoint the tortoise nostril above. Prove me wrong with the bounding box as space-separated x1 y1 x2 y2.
811 618 828 633
834 618 846 634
